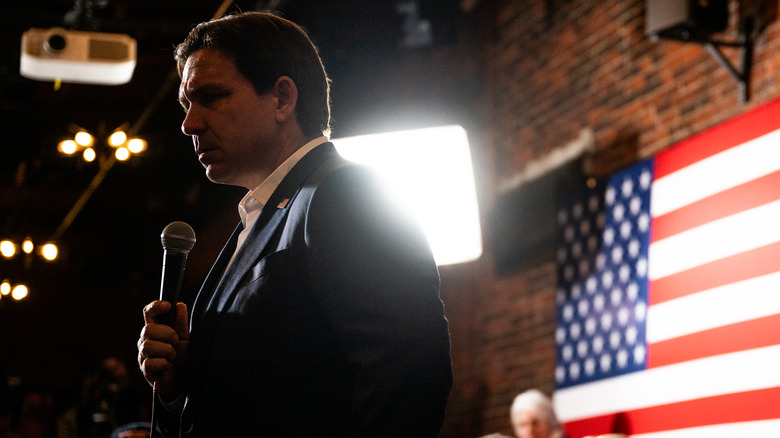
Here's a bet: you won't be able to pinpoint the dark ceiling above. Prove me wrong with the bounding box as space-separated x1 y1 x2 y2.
0 0 479 388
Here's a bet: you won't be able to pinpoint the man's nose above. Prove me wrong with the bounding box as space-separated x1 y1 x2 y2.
181 108 205 136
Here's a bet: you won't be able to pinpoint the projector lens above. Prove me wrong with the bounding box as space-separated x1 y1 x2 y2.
44 33 67 54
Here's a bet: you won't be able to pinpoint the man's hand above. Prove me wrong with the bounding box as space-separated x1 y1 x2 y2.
137 300 190 398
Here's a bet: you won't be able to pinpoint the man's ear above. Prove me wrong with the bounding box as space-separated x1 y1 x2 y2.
273 76 298 123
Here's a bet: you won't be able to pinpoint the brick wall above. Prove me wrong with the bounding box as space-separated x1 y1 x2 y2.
439 0 780 436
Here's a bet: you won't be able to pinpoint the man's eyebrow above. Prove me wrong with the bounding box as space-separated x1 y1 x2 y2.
177 83 191 108
179 83 227 106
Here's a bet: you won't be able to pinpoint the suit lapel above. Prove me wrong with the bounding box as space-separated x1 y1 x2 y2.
190 224 241 325
204 143 340 313
209 207 289 312
188 143 341 380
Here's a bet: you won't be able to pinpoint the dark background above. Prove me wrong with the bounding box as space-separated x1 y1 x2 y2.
0 0 482 406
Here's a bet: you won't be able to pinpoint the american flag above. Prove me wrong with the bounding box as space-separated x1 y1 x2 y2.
553 98 780 438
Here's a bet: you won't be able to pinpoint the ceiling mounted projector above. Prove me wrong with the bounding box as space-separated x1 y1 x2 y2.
20 27 136 85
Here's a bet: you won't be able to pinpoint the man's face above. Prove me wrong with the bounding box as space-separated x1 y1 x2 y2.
512 410 552 438
178 48 282 188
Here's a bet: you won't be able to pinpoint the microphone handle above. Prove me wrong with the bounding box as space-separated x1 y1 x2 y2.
158 249 188 326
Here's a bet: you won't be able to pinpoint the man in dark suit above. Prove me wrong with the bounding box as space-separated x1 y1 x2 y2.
136 11 452 437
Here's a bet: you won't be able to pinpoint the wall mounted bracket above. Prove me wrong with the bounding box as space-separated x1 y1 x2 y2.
702 17 754 102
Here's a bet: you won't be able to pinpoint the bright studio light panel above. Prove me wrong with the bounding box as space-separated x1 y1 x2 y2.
333 125 482 266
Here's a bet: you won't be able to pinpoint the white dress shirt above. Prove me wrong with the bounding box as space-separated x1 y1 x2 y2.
230 136 329 263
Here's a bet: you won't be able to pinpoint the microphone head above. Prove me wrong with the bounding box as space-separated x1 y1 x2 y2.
161 221 196 253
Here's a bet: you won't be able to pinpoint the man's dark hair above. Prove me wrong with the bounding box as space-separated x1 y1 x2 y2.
175 11 332 137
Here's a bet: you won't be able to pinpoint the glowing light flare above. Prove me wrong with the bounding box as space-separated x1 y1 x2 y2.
127 138 146 154
108 130 128 147
74 131 94 147
83 148 96 162
1 281 10 295
22 239 34 254
41 243 58 261
58 140 78 155
0 240 16 258
115 147 130 161
333 125 482 266
58 126 146 162
11 284 28 300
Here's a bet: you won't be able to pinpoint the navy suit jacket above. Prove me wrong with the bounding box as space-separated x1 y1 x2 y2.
163 143 452 437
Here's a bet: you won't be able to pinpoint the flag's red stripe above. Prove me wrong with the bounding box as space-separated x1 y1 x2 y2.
649 241 780 304
651 169 780 242
655 99 780 178
562 386 780 438
648 313 780 368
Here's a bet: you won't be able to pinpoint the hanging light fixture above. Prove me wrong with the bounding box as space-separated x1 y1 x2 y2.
57 124 147 164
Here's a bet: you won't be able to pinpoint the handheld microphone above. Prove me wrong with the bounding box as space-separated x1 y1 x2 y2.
158 221 196 326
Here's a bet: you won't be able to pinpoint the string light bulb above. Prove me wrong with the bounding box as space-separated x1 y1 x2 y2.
0 238 59 301
127 138 147 154
83 148 97 162
115 147 130 161
22 238 34 254
11 284 28 300
58 126 146 163
109 130 127 147
58 140 78 155
41 243 58 261
0 240 16 258
74 131 94 147
0 239 58 261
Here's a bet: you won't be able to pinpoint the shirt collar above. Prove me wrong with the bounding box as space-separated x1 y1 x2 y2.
238 136 329 226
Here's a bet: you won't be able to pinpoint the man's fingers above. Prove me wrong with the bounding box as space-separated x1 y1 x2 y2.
173 302 190 339
138 300 187 394
143 300 173 324
138 356 175 388
139 356 173 375
138 339 177 367
138 324 179 356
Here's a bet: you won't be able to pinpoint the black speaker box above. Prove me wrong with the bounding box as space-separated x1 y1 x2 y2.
646 0 728 41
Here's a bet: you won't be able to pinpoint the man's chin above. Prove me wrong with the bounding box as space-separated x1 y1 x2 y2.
205 169 244 187
205 168 229 185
